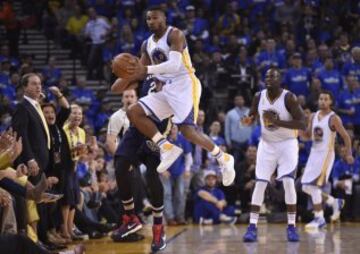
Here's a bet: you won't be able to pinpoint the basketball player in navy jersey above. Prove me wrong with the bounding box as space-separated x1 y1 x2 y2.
241 67 306 242
110 77 171 252
115 6 236 188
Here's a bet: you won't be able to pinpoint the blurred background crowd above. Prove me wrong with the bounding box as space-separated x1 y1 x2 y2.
1 0 360 252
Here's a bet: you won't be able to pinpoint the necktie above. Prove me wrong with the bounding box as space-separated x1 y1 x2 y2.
35 102 51 149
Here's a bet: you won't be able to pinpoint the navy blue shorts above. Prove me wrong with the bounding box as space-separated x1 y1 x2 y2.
115 126 160 164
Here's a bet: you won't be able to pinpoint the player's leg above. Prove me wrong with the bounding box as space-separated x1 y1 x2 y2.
111 156 142 241
302 184 326 229
127 92 183 173
277 139 299 241
143 154 166 252
243 140 276 242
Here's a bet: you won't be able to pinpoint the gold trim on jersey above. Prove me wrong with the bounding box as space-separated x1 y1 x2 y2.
316 132 336 186
181 48 199 124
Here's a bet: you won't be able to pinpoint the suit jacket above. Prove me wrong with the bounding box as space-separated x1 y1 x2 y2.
12 99 50 182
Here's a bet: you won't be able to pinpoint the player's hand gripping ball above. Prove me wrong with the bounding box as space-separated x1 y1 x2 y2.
111 53 137 79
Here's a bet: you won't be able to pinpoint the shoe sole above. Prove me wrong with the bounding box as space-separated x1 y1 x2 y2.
120 224 143 238
222 156 235 186
157 147 183 173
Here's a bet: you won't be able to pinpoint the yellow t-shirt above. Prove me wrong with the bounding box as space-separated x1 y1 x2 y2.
66 15 89 35
63 124 86 161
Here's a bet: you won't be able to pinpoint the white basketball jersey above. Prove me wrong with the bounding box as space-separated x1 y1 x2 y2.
311 110 336 151
258 89 298 142
145 26 195 82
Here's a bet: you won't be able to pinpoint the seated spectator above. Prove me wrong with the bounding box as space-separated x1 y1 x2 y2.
41 56 62 87
317 56 342 96
118 24 136 54
256 38 286 77
183 5 209 43
337 75 359 128
0 60 10 86
193 170 236 224
71 78 96 105
333 32 352 67
332 145 360 221
215 2 240 37
235 146 257 213
161 125 192 225
0 45 19 69
228 47 258 99
1 72 19 101
342 46 360 82
284 53 311 96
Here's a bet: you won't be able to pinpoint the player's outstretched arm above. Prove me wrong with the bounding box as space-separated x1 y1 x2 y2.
241 92 261 126
268 92 306 130
331 115 354 164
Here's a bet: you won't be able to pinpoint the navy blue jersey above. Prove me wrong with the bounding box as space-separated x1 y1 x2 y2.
115 76 171 162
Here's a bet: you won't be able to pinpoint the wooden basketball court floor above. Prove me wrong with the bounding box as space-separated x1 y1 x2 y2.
81 223 360 254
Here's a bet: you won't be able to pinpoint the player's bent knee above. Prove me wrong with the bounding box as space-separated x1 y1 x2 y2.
283 177 297 204
179 125 196 139
126 103 145 121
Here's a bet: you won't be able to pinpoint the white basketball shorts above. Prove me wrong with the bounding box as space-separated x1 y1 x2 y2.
301 149 335 187
255 138 299 182
139 74 202 125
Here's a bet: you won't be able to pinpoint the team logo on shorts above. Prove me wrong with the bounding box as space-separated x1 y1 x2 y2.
151 48 168 64
313 126 324 142
146 140 160 152
263 109 280 131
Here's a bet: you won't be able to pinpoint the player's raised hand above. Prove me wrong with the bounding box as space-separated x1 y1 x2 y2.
48 86 62 97
241 115 254 126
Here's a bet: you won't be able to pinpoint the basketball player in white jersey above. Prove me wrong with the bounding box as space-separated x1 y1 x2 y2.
300 90 354 229
241 67 306 242
116 6 235 187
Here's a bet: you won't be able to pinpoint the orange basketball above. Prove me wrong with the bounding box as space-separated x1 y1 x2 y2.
111 53 136 79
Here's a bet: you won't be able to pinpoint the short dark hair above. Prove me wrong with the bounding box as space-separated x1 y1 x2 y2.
147 5 165 14
41 102 56 112
319 89 334 102
20 73 41 87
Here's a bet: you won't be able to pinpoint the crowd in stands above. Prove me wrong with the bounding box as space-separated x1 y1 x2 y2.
0 0 360 252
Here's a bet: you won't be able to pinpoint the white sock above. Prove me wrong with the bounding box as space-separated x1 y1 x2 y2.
249 212 259 225
325 195 335 206
152 132 164 144
210 145 221 156
288 212 296 226
314 210 324 218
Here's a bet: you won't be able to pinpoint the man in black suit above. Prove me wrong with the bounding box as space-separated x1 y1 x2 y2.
12 73 60 250
12 73 51 180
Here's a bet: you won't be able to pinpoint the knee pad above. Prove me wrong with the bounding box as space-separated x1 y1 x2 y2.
251 181 268 206
283 177 297 205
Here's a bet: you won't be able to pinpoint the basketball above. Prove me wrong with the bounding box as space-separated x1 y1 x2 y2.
111 53 136 79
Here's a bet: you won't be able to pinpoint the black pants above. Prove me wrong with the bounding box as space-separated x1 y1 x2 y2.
0 234 50 254
87 43 104 79
114 155 164 213
0 178 26 197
